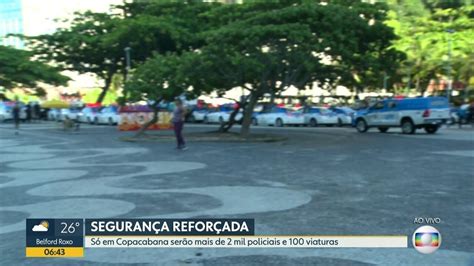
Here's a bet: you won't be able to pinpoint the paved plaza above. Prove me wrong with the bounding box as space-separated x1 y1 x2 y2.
0 122 473 265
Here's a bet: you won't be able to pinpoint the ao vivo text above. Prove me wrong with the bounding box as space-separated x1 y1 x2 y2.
413 217 441 224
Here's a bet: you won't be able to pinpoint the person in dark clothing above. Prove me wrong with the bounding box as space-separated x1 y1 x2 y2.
172 99 187 150
33 103 41 122
469 101 474 124
25 104 32 122
12 100 21 134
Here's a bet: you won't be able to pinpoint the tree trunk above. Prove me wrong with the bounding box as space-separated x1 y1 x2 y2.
416 76 421 95
240 93 258 137
134 107 159 138
218 106 240 133
96 74 113 104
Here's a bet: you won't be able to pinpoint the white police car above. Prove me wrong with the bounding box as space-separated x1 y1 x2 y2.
353 97 450 134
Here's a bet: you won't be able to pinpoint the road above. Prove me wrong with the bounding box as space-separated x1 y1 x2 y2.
0 121 473 265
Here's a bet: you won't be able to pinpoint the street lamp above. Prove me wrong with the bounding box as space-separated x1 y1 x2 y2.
446 29 454 103
383 73 390 91
124 47 131 81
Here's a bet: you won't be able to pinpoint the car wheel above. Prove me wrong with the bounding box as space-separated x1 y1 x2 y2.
378 127 389 133
356 119 368 133
275 118 283 127
252 118 258 126
401 119 415 134
337 118 343 127
424 125 439 134
94 117 99 125
204 117 209 124
87 118 92 124
309 118 318 127
219 117 224 125
108 117 114 125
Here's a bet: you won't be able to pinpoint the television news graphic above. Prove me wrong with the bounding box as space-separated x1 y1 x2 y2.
412 225 441 254
26 219 84 257
85 218 254 236
25 218 408 254
83 219 406 248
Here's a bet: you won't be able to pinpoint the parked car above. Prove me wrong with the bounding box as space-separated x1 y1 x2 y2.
95 106 120 125
251 111 262 125
0 103 13 122
77 107 100 124
457 104 472 124
353 97 450 134
187 106 209 123
303 107 339 127
329 107 355 126
0 102 26 122
204 105 242 124
256 107 305 127
57 108 81 121
47 108 60 121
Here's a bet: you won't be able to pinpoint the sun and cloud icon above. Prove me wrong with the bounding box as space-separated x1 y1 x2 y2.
32 221 49 232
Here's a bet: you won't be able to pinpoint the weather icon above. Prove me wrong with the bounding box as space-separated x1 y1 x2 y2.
32 221 49 232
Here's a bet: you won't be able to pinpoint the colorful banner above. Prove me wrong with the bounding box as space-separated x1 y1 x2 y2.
118 109 173 131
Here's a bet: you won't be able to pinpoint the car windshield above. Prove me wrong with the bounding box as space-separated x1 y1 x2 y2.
219 106 234 112
272 108 287 113
308 108 320 114
340 107 354 113
319 108 331 115
291 109 303 114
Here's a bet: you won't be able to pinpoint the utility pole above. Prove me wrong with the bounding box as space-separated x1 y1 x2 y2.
124 47 131 81
383 73 390 92
446 29 454 103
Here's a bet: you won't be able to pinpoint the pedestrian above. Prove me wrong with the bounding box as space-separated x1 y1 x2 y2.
469 101 474 125
172 98 187 150
25 103 32 123
33 103 41 122
12 99 21 135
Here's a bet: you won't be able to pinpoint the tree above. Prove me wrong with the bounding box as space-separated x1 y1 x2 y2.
0 45 68 92
329 0 405 93
123 52 195 136
26 11 123 103
386 2 474 95
194 1 400 136
26 1 219 104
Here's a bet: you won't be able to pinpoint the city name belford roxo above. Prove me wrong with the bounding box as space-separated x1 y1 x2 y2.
85 219 254 235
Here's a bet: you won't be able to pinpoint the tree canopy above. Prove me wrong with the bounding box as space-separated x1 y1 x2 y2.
26 1 218 103
0 45 68 93
386 1 474 94
21 0 473 134
187 1 401 135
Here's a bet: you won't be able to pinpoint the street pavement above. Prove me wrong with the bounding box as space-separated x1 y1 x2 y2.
0 121 473 265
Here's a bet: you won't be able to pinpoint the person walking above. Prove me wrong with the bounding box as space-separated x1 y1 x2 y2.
172 98 187 150
25 103 32 123
33 103 41 122
12 99 21 135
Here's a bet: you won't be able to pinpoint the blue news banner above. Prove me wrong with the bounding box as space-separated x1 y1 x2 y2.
26 218 406 254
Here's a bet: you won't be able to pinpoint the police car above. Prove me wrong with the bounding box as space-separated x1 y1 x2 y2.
353 97 450 134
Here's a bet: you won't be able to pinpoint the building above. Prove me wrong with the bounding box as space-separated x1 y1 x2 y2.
1 0 123 48
0 0 123 101
0 0 23 47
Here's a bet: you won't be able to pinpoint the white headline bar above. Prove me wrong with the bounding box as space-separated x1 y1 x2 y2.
85 235 407 248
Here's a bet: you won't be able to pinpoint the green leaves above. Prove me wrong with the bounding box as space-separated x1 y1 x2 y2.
386 2 474 91
0 45 68 90
124 52 196 103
